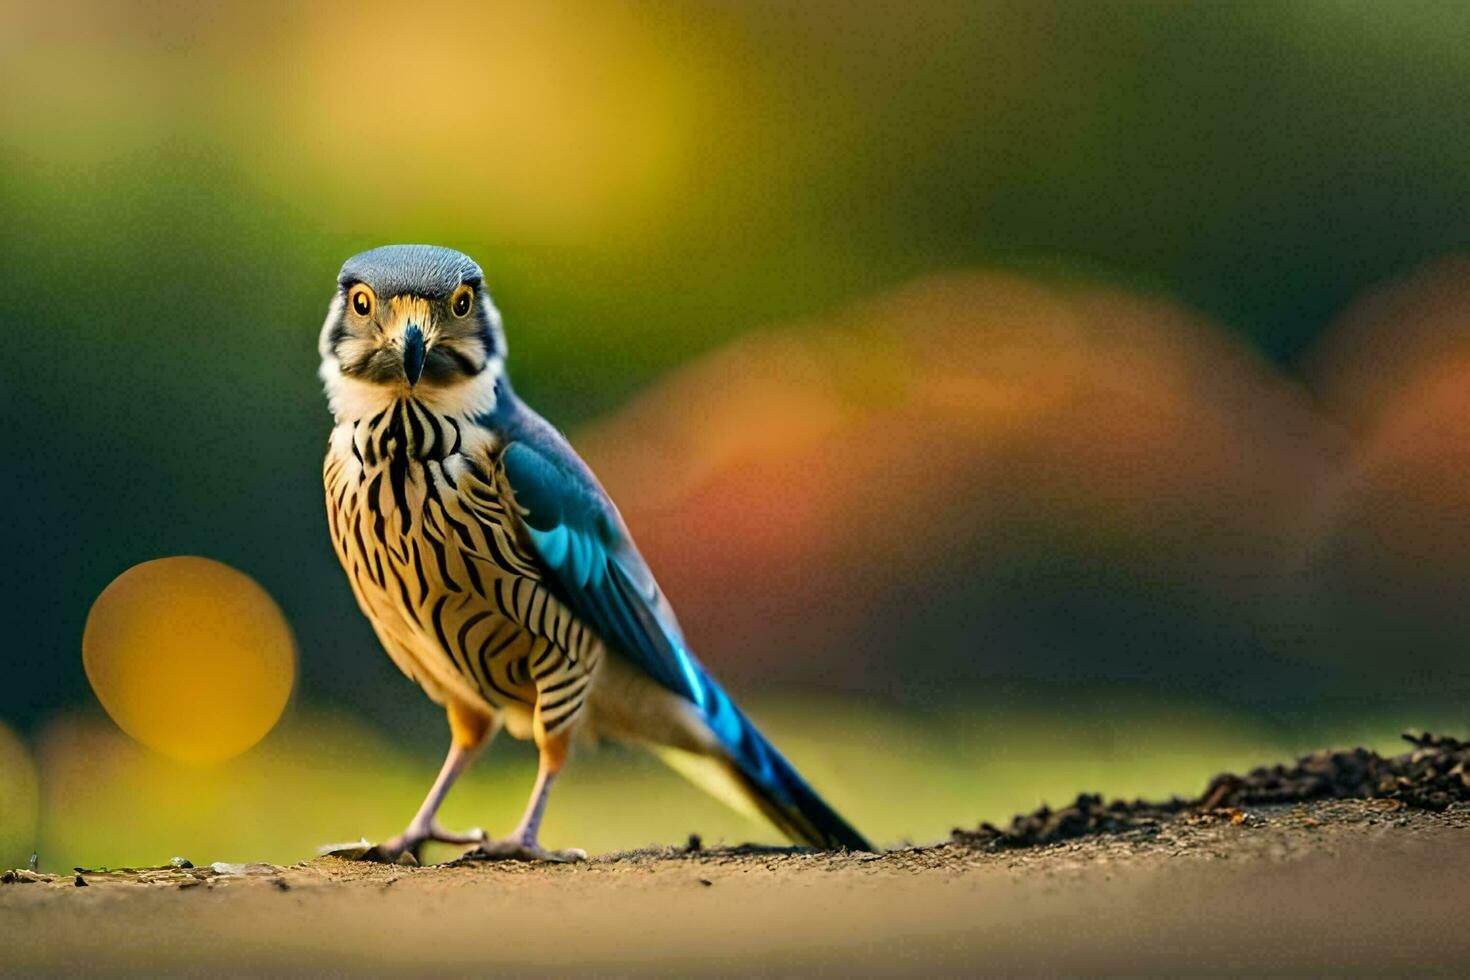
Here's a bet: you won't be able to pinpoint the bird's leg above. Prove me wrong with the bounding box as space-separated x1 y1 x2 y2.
374 702 495 861
476 727 585 862
508 747 560 846
376 743 482 856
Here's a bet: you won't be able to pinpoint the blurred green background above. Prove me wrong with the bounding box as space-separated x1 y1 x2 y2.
4 0 1470 871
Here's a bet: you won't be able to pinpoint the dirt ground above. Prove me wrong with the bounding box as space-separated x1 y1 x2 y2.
4 797 1470 975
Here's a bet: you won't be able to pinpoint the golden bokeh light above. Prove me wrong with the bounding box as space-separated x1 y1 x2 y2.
254 2 695 244
82 557 295 765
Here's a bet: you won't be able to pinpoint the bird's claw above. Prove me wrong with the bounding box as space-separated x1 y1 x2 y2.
471 838 587 863
328 823 487 864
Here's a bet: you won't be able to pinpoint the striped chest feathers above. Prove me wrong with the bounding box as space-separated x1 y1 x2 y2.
323 399 600 730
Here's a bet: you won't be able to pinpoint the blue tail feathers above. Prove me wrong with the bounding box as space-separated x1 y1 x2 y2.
696 670 872 851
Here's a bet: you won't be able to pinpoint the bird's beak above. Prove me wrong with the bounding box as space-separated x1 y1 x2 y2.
402 323 427 387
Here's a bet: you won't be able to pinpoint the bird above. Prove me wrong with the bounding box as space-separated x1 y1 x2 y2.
319 244 870 861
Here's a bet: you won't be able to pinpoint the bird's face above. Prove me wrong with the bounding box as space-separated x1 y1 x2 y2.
319 245 506 420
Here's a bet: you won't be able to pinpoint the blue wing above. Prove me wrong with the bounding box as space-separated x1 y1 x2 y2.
492 397 869 851
498 437 711 713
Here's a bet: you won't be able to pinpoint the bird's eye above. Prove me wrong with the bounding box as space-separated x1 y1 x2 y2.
349 285 375 318
451 285 474 318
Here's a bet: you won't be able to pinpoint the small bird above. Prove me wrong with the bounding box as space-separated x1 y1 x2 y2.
319 244 869 860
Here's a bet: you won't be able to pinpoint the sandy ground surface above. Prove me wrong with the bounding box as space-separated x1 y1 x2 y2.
3 798 1469 975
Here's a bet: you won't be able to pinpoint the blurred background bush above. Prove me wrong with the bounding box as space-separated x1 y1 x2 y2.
3 0 1470 870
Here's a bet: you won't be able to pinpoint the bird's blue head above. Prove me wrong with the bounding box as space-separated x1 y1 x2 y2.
319 245 507 420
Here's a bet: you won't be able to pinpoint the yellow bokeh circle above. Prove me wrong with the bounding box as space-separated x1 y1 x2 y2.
83 557 295 764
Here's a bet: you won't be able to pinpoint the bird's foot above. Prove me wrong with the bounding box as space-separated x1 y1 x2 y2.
472 836 586 863
330 821 486 864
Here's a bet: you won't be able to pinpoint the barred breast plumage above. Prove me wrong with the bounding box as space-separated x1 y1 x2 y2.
323 397 602 740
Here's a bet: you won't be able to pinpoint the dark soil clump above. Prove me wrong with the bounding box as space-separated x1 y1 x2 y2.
955 730 1470 849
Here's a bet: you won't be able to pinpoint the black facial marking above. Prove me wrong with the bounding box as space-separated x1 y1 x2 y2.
330 245 502 387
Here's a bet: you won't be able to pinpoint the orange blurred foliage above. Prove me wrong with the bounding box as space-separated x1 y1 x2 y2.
577 272 1346 691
